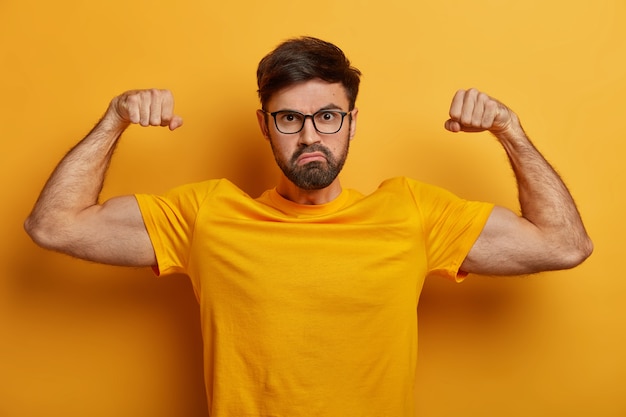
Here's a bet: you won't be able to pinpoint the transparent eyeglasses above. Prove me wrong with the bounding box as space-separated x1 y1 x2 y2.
263 109 351 134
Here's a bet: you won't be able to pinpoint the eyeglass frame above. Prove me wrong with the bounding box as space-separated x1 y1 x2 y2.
262 108 352 135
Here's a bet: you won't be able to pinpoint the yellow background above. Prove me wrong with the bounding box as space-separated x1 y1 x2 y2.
1 0 624 416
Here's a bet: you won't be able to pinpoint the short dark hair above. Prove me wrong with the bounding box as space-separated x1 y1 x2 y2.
257 36 362 110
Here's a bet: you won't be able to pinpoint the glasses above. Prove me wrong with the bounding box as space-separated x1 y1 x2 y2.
264 109 351 134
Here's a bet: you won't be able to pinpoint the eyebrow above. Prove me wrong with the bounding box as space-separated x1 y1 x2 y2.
275 103 346 113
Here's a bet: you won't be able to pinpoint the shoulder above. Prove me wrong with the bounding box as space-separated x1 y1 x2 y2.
376 176 454 200
165 178 241 196
376 176 493 218
159 178 251 202
136 178 251 212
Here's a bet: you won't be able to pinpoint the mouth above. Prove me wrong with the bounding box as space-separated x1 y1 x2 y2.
296 151 327 166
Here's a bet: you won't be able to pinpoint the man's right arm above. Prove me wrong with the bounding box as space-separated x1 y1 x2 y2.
24 89 183 267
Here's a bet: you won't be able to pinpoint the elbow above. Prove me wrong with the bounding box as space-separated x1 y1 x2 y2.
24 215 48 248
578 235 594 264
559 235 594 270
24 214 66 251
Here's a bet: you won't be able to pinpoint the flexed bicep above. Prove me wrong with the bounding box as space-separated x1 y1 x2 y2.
25 89 181 268
27 195 156 267
447 88 592 276
71 196 157 266
461 205 590 276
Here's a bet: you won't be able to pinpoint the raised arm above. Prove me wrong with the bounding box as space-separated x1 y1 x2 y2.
24 89 183 267
445 88 593 276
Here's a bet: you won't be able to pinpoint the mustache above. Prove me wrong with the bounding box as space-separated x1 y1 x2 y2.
290 144 333 164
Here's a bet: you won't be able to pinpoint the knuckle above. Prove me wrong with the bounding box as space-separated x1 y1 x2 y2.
126 93 141 106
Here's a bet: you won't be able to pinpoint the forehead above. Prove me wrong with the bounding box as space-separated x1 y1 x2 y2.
266 79 349 112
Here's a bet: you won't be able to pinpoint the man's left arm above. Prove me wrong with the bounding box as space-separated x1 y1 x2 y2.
446 89 593 276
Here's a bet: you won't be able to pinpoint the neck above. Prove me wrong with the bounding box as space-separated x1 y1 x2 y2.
276 176 343 205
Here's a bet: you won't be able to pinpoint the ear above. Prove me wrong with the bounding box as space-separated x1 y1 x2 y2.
348 108 358 140
256 109 271 141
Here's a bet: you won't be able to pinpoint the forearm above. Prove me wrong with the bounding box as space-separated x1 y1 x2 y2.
495 120 593 264
25 112 129 245
27 87 181 232
59 116 128 207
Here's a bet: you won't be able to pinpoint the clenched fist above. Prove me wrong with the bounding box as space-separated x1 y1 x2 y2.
107 89 183 131
444 88 517 135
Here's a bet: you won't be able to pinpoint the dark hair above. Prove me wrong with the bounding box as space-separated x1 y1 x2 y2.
257 36 362 110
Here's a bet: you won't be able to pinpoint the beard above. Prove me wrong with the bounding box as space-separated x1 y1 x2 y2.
270 136 350 191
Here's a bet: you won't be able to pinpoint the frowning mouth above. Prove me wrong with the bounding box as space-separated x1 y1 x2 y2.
291 144 332 166
296 152 327 165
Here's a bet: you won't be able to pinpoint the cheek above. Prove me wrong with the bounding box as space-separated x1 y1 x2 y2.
331 134 351 154
269 137 295 158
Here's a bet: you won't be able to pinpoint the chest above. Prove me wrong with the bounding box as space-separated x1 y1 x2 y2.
187 213 427 312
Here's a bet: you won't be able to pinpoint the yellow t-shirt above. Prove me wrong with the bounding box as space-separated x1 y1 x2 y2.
135 176 493 417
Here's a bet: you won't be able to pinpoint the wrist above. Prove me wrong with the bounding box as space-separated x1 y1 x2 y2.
99 106 131 135
491 112 525 141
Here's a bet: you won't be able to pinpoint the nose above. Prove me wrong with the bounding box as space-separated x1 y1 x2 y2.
298 116 321 146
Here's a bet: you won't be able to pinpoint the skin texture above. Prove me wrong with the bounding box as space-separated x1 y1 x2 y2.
23 89 181 267
444 89 593 275
24 84 592 275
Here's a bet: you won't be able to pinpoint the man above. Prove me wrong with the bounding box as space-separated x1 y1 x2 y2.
25 37 592 416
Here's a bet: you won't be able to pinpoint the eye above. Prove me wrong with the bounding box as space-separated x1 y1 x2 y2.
316 111 340 123
278 111 303 123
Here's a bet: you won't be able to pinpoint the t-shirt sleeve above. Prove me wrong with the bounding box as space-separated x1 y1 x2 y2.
407 179 494 282
134 180 219 276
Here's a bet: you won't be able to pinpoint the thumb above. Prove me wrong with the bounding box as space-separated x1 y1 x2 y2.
168 115 184 131
444 119 462 132
444 119 488 133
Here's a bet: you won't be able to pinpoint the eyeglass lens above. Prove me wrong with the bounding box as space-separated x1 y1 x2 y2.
272 110 347 134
